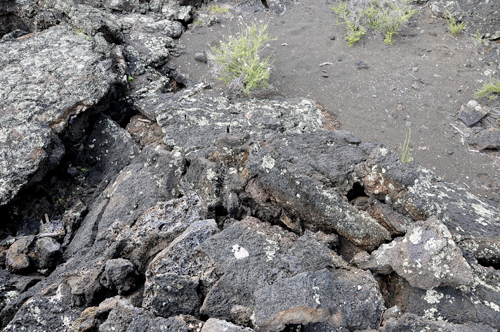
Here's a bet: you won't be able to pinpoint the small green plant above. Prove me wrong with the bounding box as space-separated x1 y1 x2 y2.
81 168 86 172
474 78 500 100
474 30 485 46
193 19 202 26
331 0 416 46
209 22 275 94
58 198 63 203
401 127 412 163
128 76 133 82
207 4 229 14
446 10 465 36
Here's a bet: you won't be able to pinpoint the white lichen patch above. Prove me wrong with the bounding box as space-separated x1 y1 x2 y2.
485 301 500 312
264 238 279 261
262 155 275 170
231 244 249 259
424 289 443 304
312 286 321 305
409 227 423 244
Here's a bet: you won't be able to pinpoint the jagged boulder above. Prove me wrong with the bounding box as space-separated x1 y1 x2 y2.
355 216 474 290
0 24 117 206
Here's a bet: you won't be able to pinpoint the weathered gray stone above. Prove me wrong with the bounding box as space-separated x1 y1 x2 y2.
389 259 500 330
126 314 190 332
253 268 384 332
430 0 500 39
76 114 140 186
200 217 368 329
368 200 413 236
247 131 390 251
383 313 496 332
5 236 34 273
458 101 489 127
469 128 500 151
119 192 207 273
145 219 219 298
65 143 184 260
201 318 254 332
356 145 500 264
3 283 83 332
134 90 328 152
143 272 200 318
33 237 62 270
357 217 474 290
0 24 117 206
100 259 138 295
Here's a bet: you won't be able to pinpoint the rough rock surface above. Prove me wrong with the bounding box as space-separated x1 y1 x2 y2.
0 24 117 206
430 0 500 39
356 216 474 290
1 1 500 331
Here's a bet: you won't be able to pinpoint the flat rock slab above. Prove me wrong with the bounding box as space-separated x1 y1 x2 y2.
0 24 117 206
134 89 327 153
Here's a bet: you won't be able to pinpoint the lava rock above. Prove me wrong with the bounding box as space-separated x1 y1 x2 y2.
100 259 138 295
384 313 497 332
458 101 489 127
5 236 35 273
194 51 208 63
145 219 219 298
356 216 474 290
356 61 369 69
0 25 118 206
143 273 200 318
469 128 500 151
34 237 62 270
201 318 254 332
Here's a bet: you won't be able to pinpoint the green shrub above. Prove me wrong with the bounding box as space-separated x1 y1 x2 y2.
446 10 465 36
331 0 416 46
209 22 275 94
474 78 500 100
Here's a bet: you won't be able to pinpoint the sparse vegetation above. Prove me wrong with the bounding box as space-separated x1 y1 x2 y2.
207 4 229 14
401 127 412 163
331 0 416 46
209 22 275 94
474 78 500 100
446 10 465 36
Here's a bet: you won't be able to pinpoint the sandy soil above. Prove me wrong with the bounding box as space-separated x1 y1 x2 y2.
170 0 500 202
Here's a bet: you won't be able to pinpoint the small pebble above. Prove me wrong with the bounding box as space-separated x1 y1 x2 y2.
194 52 207 63
328 35 336 40
421 146 427 151
406 121 412 127
338 58 343 62
322 73 329 78
356 61 369 69
372 95 377 98
412 67 418 72
447 149 454 155
464 133 470 138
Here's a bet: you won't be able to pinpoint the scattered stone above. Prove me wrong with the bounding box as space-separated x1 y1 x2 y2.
33 237 62 271
458 102 489 127
469 128 500 151
412 67 418 72
447 149 454 155
327 35 335 40
194 52 208 63
356 61 369 69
